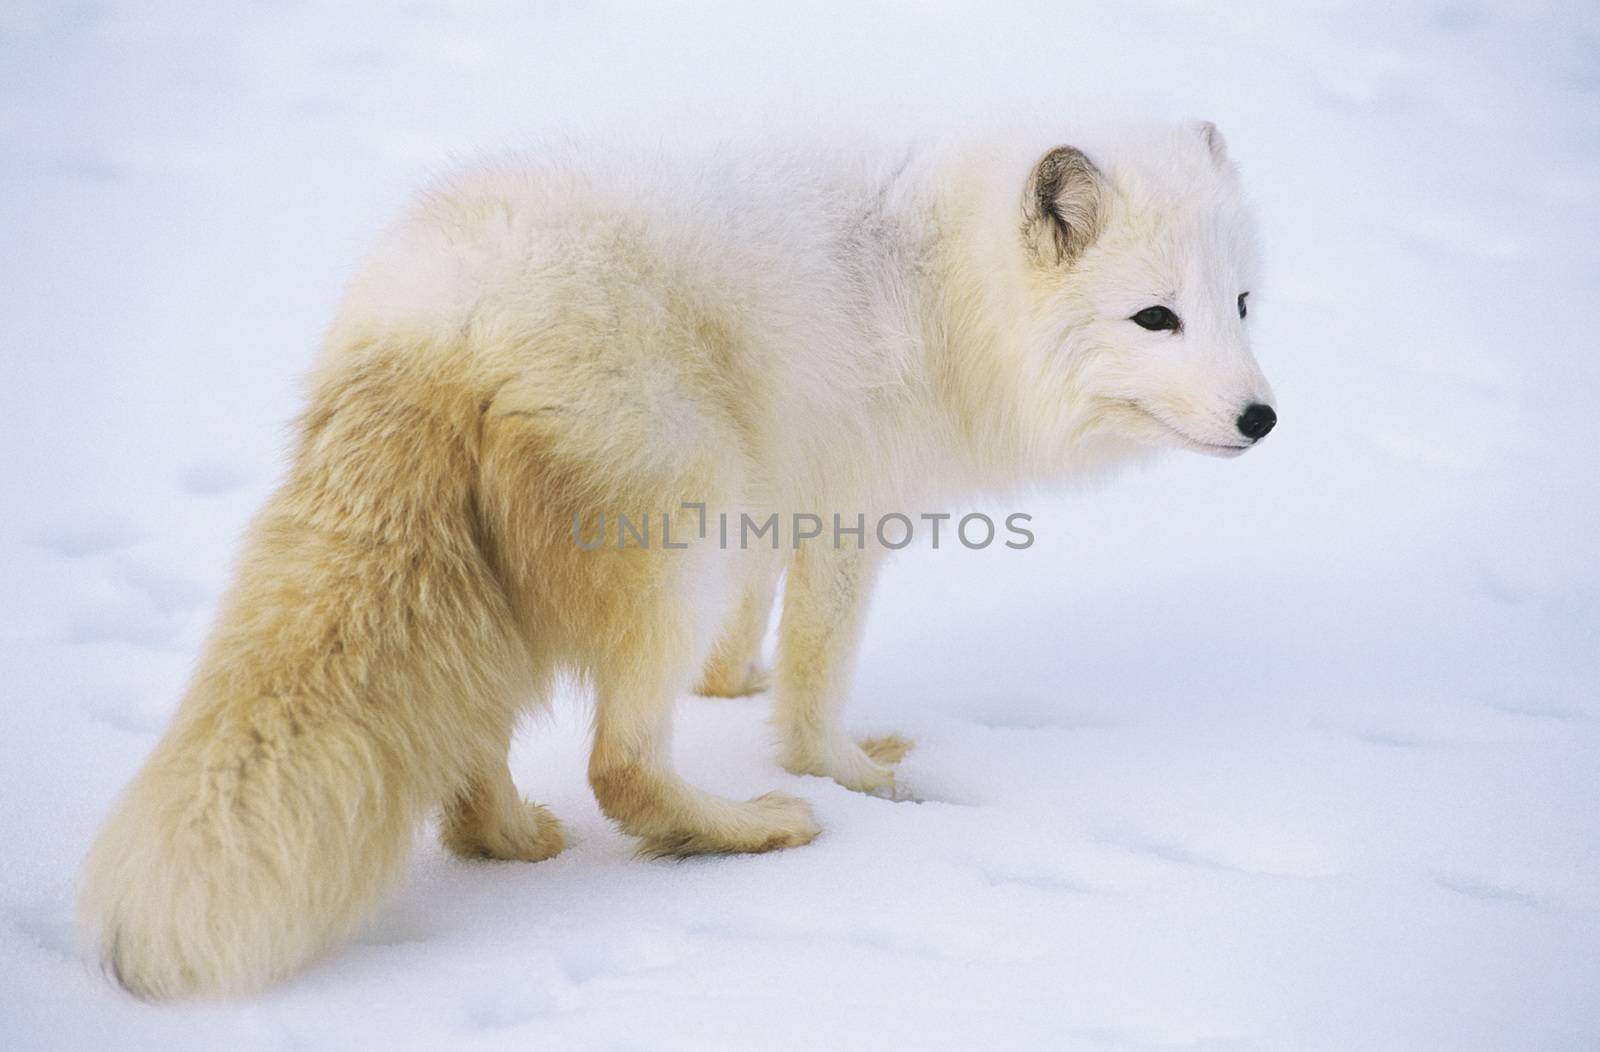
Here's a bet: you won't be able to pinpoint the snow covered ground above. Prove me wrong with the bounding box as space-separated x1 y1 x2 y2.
2 1 1598 1048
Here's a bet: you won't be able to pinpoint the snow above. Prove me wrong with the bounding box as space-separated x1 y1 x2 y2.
2 1 1598 1048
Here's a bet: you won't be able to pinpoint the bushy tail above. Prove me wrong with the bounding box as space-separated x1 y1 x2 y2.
80 346 523 998
79 707 418 998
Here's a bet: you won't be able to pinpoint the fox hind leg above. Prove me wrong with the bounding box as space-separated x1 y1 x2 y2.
440 738 566 863
587 572 819 856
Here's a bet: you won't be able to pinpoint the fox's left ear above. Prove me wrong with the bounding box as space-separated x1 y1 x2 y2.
1195 120 1229 165
1023 145 1105 267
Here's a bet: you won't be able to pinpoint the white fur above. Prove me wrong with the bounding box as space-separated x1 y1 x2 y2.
80 116 1274 998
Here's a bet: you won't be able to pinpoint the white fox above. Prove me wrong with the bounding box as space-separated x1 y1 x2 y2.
81 117 1275 998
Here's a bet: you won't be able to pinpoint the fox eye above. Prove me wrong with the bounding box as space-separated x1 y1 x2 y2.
1131 306 1181 332
1238 292 1249 319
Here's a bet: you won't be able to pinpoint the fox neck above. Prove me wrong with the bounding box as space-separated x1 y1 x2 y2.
917 149 1102 490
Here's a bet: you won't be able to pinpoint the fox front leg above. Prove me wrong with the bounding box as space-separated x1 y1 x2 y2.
774 543 911 797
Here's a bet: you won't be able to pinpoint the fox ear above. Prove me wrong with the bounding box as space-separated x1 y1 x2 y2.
1195 120 1228 164
1023 145 1104 266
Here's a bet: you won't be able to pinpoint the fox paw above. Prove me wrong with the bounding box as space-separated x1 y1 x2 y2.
639 792 820 857
783 735 916 800
442 801 566 863
695 661 771 698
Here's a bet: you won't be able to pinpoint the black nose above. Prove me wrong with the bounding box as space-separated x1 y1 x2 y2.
1236 403 1276 441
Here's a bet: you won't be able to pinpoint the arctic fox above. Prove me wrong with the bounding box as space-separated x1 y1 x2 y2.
80 118 1276 998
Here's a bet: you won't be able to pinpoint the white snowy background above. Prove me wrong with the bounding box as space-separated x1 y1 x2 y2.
2 1 1598 1048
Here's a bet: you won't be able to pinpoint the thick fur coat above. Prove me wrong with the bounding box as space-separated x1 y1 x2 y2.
81 117 1275 998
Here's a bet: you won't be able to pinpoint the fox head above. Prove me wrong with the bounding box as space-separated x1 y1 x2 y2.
988 120 1275 475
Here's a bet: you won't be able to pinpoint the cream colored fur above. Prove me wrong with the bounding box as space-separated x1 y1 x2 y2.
80 117 1274 998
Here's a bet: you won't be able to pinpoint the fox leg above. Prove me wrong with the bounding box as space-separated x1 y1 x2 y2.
587 579 819 856
775 545 910 797
440 732 565 863
695 554 781 698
